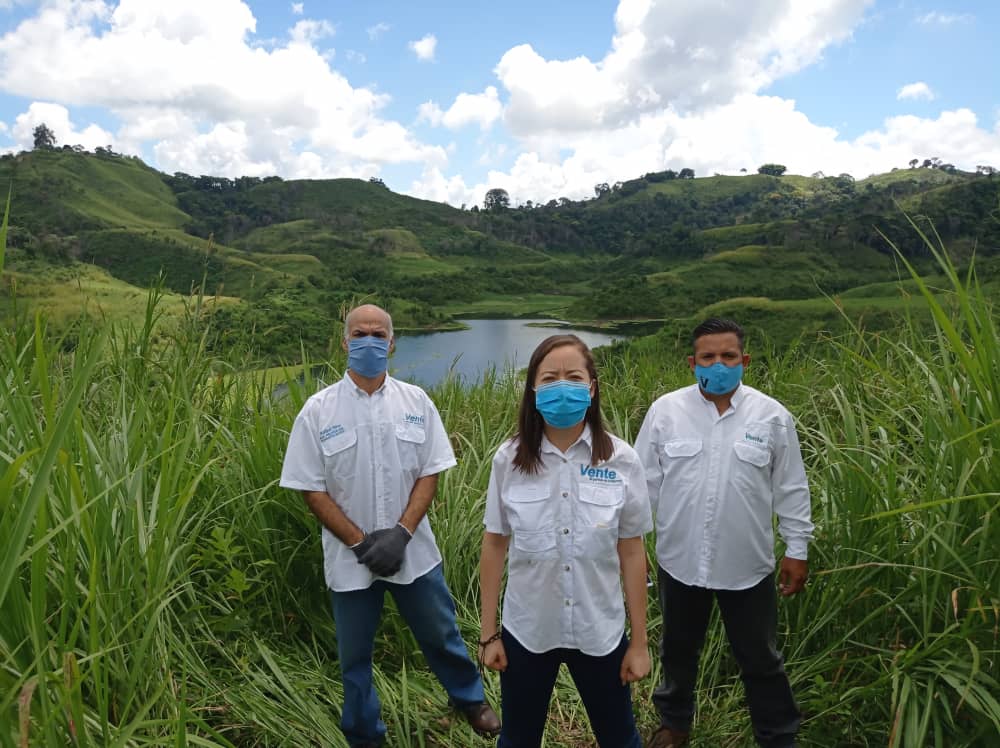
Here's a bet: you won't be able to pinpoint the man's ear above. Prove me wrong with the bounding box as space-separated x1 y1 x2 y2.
687 355 696 371
389 337 396 355
341 337 349 353
742 353 751 367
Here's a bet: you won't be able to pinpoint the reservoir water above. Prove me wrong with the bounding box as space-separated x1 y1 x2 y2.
390 319 622 387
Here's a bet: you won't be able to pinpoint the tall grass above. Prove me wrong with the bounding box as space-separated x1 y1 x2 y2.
1 213 997 746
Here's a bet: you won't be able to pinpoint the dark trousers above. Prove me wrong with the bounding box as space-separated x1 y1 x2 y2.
653 568 801 748
330 564 484 747
498 628 641 748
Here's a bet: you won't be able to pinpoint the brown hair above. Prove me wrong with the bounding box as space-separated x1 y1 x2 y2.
512 334 614 474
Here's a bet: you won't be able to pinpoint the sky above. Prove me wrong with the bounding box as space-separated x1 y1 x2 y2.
0 0 997 207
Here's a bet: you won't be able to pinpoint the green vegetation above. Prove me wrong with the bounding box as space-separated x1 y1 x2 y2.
2 195 998 745
1 148 998 365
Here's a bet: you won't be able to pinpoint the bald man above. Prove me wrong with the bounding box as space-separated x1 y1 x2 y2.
280 305 500 747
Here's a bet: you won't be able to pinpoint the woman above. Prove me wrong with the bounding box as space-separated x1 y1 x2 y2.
479 334 652 748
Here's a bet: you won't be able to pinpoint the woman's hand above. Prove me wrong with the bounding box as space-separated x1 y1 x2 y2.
619 640 650 684
481 639 508 672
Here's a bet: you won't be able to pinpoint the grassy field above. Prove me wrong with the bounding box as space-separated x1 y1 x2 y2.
1 213 998 747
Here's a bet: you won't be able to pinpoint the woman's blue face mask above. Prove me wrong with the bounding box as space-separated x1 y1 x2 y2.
348 335 390 378
534 380 592 429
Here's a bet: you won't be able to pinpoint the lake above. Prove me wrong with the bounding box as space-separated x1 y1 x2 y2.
391 319 623 386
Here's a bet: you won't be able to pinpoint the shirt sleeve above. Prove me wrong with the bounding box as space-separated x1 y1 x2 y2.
483 449 511 535
772 410 815 560
619 449 654 538
417 393 458 478
279 404 327 492
633 404 664 519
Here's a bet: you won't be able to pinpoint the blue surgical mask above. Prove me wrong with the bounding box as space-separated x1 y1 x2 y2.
694 362 743 395
348 336 390 378
534 380 592 429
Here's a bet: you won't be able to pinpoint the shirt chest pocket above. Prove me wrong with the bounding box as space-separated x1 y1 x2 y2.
505 485 552 532
576 483 624 529
394 423 425 473
733 441 771 468
321 429 358 482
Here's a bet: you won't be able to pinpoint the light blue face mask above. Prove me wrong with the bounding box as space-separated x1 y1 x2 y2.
694 362 743 395
348 336 390 378
534 380 592 429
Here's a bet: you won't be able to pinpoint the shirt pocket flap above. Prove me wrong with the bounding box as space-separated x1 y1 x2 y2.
395 423 426 444
508 485 546 504
320 429 357 456
663 439 703 458
578 483 624 506
734 441 771 467
512 529 556 553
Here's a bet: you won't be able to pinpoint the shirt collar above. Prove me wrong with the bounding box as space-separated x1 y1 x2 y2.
540 423 593 455
342 369 390 397
695 382 746 410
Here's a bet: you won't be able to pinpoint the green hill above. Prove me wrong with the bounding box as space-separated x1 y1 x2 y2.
1 148 998 362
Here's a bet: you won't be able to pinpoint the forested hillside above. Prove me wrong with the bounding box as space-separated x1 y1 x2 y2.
1 148 997 362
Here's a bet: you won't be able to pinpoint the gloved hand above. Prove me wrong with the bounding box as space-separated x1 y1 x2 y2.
358 524 412 577
350 533 375 562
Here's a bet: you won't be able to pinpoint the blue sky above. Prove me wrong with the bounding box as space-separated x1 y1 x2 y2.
0 1 997 206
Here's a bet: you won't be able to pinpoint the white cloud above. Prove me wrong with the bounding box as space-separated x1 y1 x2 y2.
0 0 446 178
413 98 1000 206
408 33 436 62
897 81 934 101
418 86 502 130
289 18 334 46
367 21 389 40
496 0 873 135
9 101 114 151
291 2 303 15
916 11 974 25
345 49 366 64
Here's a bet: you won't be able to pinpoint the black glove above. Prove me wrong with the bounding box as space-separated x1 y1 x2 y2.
358 524 412 577
350 533 375 562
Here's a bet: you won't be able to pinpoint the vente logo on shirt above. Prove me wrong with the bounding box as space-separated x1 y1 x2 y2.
403 413 425 426
744 431 768 447
579 464 620 483
319 424 345 442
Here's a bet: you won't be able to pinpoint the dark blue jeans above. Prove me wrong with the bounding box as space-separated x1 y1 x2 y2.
329 563 484 747
653 568 801 748
498 628 641 748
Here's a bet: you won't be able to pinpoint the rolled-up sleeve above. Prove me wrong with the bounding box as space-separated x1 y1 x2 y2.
280 406 326 492
418 395 458 478
483 451 510 535
772 411 815 560
619 453 653 538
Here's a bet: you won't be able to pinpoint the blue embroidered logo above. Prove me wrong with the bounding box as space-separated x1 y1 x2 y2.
319 424 345 442
579 464 619 482
403 413 425 426
744 432 768 446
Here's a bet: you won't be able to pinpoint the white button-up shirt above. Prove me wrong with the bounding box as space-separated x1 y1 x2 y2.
484 427 653 657
280 373 457 592
634 383 814 590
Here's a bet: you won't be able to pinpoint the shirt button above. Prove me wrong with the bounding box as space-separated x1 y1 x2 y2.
564 600 571 606
562 528 570 534
564 565 570 571
562 491 568 498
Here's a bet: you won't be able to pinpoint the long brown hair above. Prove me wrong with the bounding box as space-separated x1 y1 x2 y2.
512 334 614 474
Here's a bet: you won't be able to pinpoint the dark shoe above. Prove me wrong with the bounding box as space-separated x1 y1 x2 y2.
457 702 501 736
646 724 690 748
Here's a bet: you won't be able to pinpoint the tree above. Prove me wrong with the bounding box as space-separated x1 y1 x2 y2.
368 176 387 188
909 159 919 169
594 182 610 198
483 188 510 211
32 123 56 150
678 167 695 179
757 163 787 177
